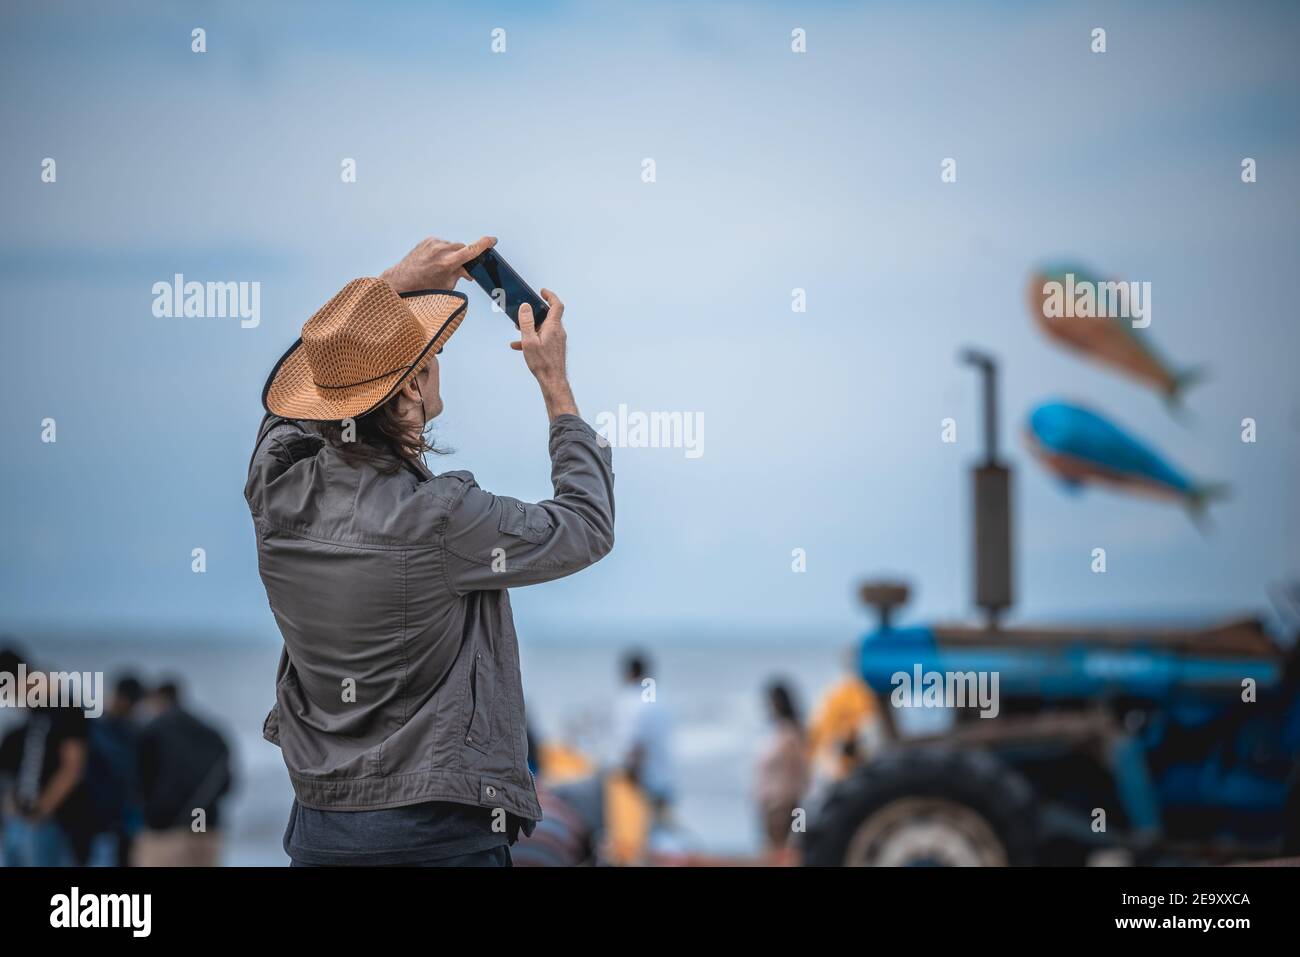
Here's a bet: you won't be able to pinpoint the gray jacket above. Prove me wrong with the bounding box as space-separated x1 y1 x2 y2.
244 412 615 827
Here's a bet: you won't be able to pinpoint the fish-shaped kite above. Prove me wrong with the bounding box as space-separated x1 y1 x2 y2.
1025 401 1227 514
1026 264 1204 407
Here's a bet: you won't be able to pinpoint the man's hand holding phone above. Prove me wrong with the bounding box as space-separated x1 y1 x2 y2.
383 234 575 421
381 235 497 293
512 290 578 421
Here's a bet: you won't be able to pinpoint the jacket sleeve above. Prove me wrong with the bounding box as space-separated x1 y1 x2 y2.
441 414 615 593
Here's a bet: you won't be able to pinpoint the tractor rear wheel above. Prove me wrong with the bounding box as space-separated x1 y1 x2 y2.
802 748 1038 866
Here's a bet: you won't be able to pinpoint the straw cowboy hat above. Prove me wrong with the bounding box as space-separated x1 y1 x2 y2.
262 278 467 420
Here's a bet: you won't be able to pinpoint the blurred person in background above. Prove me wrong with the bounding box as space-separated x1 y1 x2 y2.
0 651 97 866
133 680 233 867
611 651 675 805
807 646 884 784
753 680 810 860
85 674 146 866
510 780 604 866
505 716 604 866
608 650 678 857
246 237 615 867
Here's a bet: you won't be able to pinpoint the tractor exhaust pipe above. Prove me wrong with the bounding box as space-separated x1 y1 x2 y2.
960 350 1013 629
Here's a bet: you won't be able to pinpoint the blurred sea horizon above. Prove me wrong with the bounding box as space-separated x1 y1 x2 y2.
4 593 1290 648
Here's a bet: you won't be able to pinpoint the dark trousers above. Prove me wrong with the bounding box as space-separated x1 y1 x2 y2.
290 845 512 868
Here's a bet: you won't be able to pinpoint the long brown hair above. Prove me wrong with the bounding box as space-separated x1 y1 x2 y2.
313 392 449 474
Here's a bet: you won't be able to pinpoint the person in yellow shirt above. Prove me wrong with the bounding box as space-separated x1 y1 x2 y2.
807 649 883 782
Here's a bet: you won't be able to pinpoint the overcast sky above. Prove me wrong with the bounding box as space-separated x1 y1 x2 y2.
2 0 1297 643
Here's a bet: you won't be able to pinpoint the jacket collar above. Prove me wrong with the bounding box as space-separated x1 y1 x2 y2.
312 436 433 483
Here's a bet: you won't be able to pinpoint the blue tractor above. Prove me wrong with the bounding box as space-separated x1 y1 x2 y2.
803 353 1300 866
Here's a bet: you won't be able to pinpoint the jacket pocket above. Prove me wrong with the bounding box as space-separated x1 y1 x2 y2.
497 499 552 545
465 647 495 754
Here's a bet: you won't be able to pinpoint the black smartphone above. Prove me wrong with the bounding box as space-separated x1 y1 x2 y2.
462 248 549 330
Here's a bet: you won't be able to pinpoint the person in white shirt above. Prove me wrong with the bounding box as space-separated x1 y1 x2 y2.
609 651 675 808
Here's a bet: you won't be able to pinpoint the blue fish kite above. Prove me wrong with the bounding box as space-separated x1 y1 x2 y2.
1025 401 1227 514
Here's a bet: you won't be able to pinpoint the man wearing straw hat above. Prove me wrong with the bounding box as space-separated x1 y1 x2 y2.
245 236 615 867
